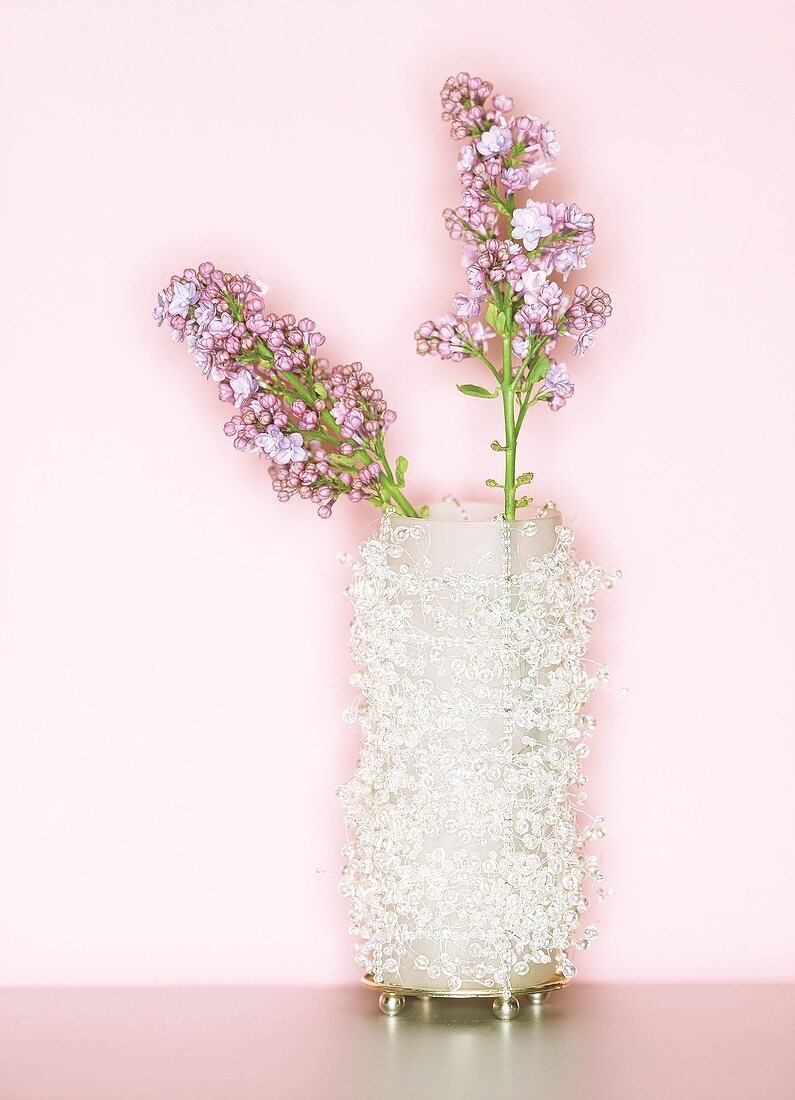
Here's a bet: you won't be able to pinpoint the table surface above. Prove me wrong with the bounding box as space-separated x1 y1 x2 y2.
0 984 792 1100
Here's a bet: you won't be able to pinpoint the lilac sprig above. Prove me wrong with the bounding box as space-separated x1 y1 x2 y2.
415 72 613 519
154 263 417 519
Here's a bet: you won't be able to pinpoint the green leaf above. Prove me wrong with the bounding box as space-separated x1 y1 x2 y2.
528 355 550 384
515 496 533 509
485 478 503 489
484 299 510 335
314 381 328 399
418 504 430 518
515 472 534 487
395 455 408 488
457 383 499 399
490 440 506 452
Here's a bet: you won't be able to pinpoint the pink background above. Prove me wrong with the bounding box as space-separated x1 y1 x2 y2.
1 0 793 986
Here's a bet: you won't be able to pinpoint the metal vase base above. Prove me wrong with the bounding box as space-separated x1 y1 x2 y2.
365 974 569 1020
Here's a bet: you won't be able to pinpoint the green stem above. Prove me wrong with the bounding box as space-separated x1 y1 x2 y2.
249 349 420 518
384 481 419 517
515 388 541 434
501 312 517 520
374 438 419 517
469 346 502 384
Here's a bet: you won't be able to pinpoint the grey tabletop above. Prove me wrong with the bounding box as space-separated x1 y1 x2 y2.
0 983 792 1099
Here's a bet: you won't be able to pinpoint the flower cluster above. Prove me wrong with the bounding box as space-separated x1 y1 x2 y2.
439 74 561 246
154 264 416 518
465 238 530 294
414 315 495 360
415 72 613 517
153 76 614 524
563 285 613 356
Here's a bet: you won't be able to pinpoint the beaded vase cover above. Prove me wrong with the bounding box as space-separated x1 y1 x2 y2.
338 507 609 997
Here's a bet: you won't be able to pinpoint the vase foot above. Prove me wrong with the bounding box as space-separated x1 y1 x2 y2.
526 991 549 1005
492 995 520 1021
379 992 406 1017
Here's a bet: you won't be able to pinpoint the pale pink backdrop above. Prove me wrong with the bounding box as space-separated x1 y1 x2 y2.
1 0 793 986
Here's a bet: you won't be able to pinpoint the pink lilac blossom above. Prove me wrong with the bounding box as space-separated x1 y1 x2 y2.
229 369 258 407
416 74 612 403
255 424 308 465
437 73 563 246
466 238 530 294
440 72 494 138
515 279 567 349
517 267 549 302
501 166 529 194
562 285 613 354
168 280 199 318
511 203 554 250
453 292 484 319
539 361 574 411
154 262 402 517
154 73 613 526
414 316 494 360
476 125 513 158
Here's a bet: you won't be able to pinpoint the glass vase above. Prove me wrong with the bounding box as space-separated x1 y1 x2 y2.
338 502 605 1012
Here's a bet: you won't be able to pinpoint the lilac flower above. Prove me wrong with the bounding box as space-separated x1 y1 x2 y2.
208 312 235 338
501 166 528 194
538 123 561 159
246 312 271 336
440 72 495 138
549 242 592 278
537 281 565 314
572 330 596 356
323 361 395 440
513 334 530 358
524 161 552 189
414 317 469 360
518 268 549 303
153 292 167 326
476 125 513 158
467 321 496 349
223 412 259 452
415 74 613 514
511 204 554 250
453 292 483 319
193 301 215 333
186 334 213 375
155 261 407 519
515 279 566 344
467 238 529 293
539 361 574 411
457 144 478 171
230 369 258 408
545 202 569 232
332 400 365 435
244 272 269 296
565 204 594 232
255 425 308 465
563 285 613 353
168 280 199 318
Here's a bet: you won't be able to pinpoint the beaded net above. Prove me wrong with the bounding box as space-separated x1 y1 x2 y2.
338 510 609 994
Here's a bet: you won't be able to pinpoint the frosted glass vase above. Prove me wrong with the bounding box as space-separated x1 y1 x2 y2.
339 502 605 1006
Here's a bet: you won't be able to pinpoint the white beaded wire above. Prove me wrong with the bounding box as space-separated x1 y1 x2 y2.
338 512 609 992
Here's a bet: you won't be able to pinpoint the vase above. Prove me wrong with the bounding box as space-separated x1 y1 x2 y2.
338 501 607 1019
